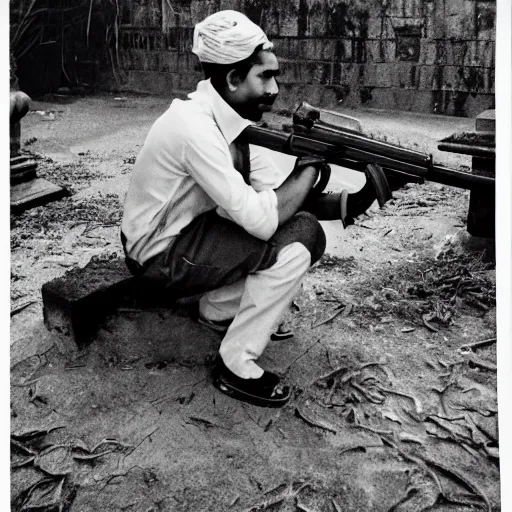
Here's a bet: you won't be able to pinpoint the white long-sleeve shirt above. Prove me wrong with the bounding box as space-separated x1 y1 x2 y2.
122 79 285 265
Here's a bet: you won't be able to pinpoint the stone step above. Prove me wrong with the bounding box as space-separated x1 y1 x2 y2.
42 257 185 349
11 178 68 214
42 257 135 349
10 160 38 184
10 155 31 166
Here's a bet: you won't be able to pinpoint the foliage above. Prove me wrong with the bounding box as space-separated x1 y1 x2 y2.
9 0 126 89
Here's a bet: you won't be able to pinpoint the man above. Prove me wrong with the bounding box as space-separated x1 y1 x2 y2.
121 10 386 407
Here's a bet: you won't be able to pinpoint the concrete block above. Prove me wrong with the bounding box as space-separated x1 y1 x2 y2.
464 40 495 68
303 39 336 61
272 38 287 58
387 0 405 17
279 61 298 84
391 61 418 89
430 6 447 39
159 51 178 72
444 66 493 94
286 38 299 58
367 16 394 39
476 110 495 132
407 0 423 18
180 72 203 91
445 41 469 66
336 39 354 63
419 40 437 65
423 2 437 39
475 1 496 40
365 40 395 63
279 8 299 37
127 71 167 94
365 63 393 88
142 51 159 71
390 17 424 34
125 50 142 70
11 178 68 214
445 5 476 39
279 61 331 85
324 39 339 61
275 83 339 110
418 65 436 90
339 63 364 87
351 39 367 63
261 7 280 37
42 258 135 348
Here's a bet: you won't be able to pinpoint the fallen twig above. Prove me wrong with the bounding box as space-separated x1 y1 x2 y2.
283 338 321 375
324 376 340 405
422 314 439 332
381 437 445 498
150 377 207 405
296 498 318 512
376 385 423 414
11 299 37 317
463 353 497 372
331 498 343 512
126 428 159 456
311 364 347 386
186 416 216 428
90 438 132 454
72 450 114 461
312 306 344 329
354 423 393 436
295 403 337 434
425 416 472 444
421 455 492 512
241 481 312 512
350 381 385 404
459 338 496 350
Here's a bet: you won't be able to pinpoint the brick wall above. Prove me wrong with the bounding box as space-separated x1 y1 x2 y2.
111 0 495 116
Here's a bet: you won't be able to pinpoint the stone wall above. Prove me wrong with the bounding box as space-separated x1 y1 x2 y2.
112 0 495 116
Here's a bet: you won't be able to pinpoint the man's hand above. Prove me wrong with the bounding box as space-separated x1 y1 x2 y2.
274 157 326 225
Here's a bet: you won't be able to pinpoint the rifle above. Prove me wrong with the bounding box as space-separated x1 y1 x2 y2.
245 102 495 192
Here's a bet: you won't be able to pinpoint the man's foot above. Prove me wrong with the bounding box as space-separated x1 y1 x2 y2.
342 163 392 226
303 163 392 228
199 314 294 340
211 357 290 408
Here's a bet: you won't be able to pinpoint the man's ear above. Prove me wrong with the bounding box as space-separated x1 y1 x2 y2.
226 69 241 92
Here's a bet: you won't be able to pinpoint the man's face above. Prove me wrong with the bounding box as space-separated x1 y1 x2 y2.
231 51 280 121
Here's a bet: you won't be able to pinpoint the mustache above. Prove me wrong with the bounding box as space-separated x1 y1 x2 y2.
259 95 277 105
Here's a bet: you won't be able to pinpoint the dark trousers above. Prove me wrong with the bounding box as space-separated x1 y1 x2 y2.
124 210 326 302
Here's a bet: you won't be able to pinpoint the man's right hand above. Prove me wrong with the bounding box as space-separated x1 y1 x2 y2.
274 157 323 226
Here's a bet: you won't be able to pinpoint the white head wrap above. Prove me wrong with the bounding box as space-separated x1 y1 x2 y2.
192 10 273 65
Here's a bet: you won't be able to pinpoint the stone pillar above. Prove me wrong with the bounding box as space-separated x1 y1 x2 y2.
467 110 495 238
10 91 31 157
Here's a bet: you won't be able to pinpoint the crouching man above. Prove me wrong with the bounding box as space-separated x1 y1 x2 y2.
121 10 385 407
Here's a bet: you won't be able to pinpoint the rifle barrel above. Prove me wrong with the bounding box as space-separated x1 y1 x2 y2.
300 124 432 169
246 125 495 191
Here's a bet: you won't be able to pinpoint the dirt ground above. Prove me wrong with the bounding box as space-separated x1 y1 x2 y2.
10 92 499 511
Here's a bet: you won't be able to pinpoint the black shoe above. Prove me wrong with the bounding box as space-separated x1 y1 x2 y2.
211 357 290 408
303 163 392 228
343 163 392 225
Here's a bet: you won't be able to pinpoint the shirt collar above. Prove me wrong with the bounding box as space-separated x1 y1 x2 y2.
188 79 252 145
